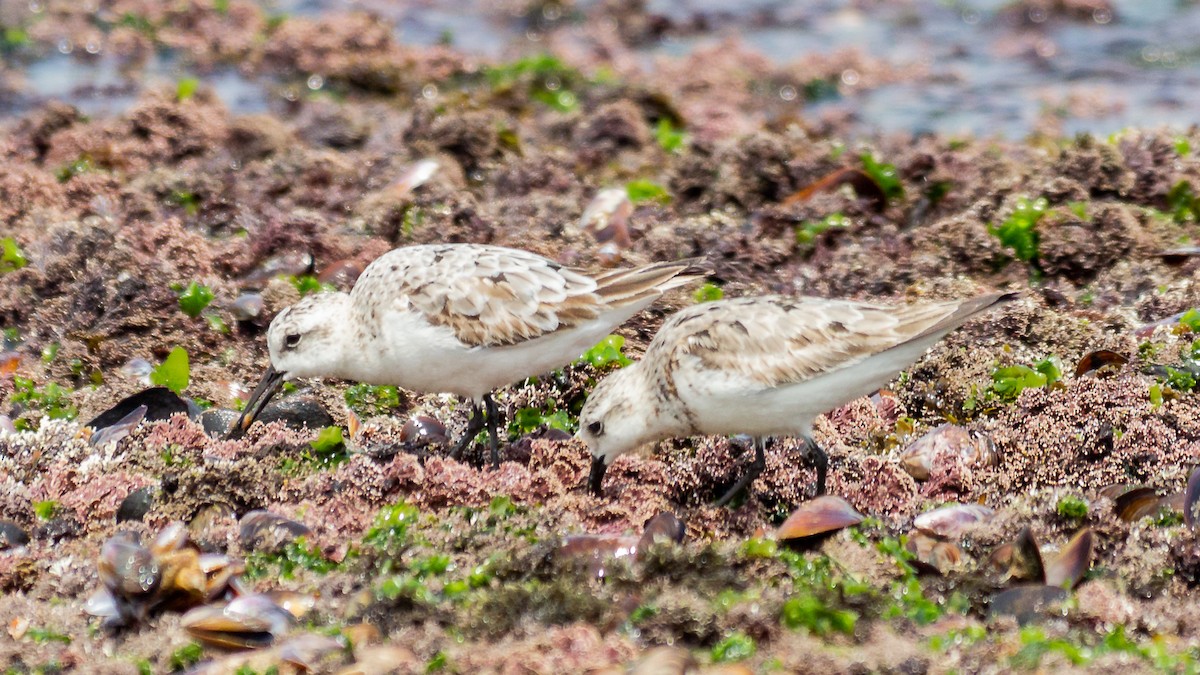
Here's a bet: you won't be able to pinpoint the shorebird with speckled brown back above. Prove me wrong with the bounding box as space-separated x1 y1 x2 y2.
228 243 703 466
579 291 1016 505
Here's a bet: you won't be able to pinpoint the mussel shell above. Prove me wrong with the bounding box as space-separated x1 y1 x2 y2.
913 503 995 539
181 594 296 649
638 512 685 549
558 534 640 560
84 588 121 619
116 487 155 524
87 384 189 425
157 548 208 602
1074 350 1129 378
558 534 640 580
87 388 190 429
153 521 191 554
897 424 996 481
1185 467 1200 529
278 634 346 669
989 585 1069 625
317 260 363 289
1110 486 1165 522
1044 528 1094 590
255 396 334 432
777 496 864 541
1006 527 1045 584
400 415 448 446
239 510 312 552
99 536 161 598
200 408 242 437
0 520 29 549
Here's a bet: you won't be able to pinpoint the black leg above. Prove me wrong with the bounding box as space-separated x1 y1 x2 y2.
805 436 828 497
714 437 767 507
483 393 501 468
449 401 484 461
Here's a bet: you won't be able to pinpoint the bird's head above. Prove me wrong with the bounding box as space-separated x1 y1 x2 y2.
578 365 664 496
227 292 352 439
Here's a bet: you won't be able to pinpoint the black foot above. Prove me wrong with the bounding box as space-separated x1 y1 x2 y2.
449 401 484 461
483 393 501 469
714 438 767 507
806 437 829 497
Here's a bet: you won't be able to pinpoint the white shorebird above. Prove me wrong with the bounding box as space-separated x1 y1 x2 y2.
579 291 1016 505
229 243 702 465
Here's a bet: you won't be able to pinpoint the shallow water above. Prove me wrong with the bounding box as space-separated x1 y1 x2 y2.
7 0 1200 137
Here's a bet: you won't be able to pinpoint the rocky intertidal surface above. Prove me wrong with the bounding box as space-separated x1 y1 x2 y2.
5 1 1200 673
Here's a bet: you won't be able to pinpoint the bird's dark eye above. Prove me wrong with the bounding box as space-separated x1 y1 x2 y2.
587 421 604 436
284 333 302 349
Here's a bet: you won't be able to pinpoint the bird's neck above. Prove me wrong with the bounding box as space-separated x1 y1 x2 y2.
627 365 694 444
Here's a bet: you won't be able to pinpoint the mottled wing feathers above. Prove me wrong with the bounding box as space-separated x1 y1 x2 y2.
656 293 1013 388
351 244 701 347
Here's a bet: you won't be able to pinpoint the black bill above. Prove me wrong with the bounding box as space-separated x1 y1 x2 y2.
225 365 285 440
588 455 608 496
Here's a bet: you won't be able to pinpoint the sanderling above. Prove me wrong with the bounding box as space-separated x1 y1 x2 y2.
579 291 1016 505
228 243 703 466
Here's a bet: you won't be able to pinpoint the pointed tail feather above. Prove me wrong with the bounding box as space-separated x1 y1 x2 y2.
912 291 1019 341
593 256 708 307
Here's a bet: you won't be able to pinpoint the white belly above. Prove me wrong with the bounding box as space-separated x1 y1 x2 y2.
346 304 652 402
678 332 947 439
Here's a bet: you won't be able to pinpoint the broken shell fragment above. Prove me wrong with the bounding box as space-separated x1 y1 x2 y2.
318 260 363 289
181 594 297 650
231 292 265 321
579 188 634 248
906 532 963 575
392 158 440 199
239 510 312 552
1043 528 1094 590
558 534 640 560
90 404 147 448
242 250 313 285
277 633 346 670
0 414 14 435
777 496 864 541
629 645 697 674
558 534 640 580
913 503 995 539
335 645 421 675
264 590 317 620
897 424 996 481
